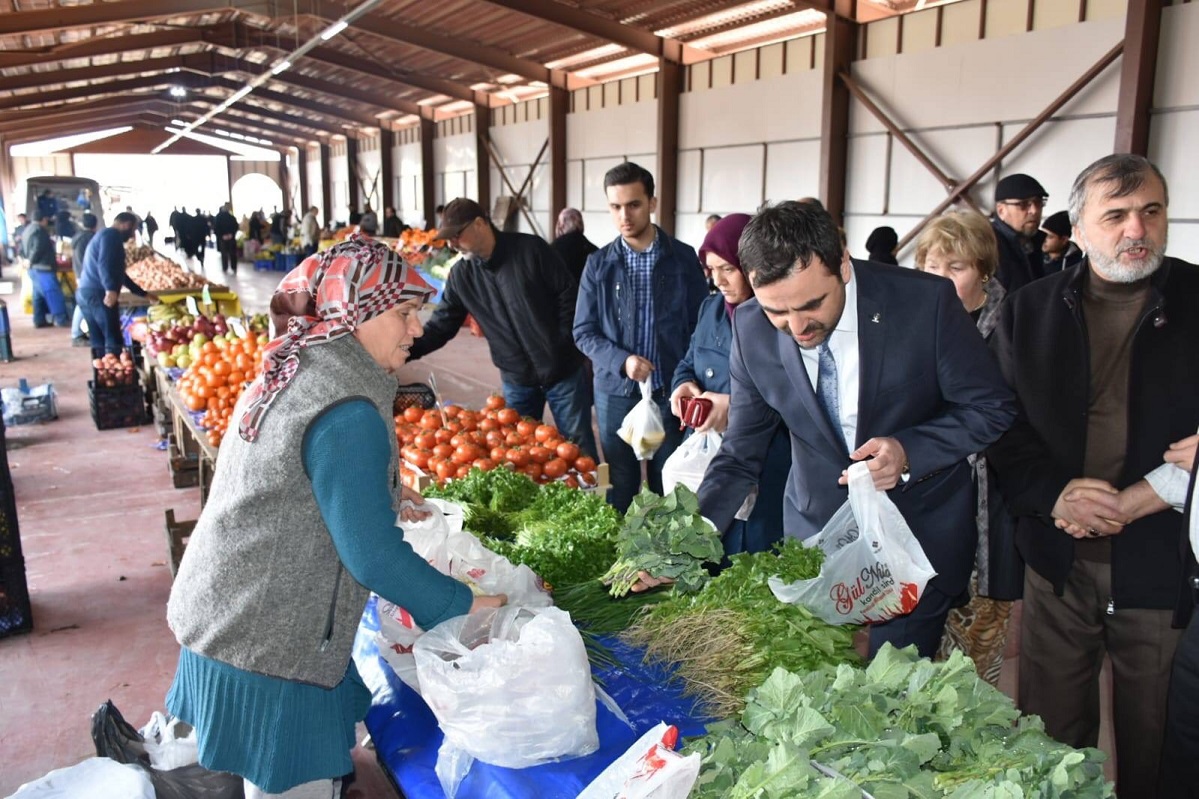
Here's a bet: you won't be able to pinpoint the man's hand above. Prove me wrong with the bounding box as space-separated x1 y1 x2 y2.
624 355 654 383
669 381 701 420
1052 478 1126 538
102 290 119 308
398 485 433 523
1166 433 1199 473
840 437 908 490
629 571 675 594
469 594 508 612
696 391 730 434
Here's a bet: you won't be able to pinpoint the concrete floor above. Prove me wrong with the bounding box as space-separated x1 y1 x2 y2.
0 248 1115 794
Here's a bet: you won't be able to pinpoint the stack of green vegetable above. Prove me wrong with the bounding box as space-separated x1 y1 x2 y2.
622 540 860 718
424 469 621 589
686 645 1113 798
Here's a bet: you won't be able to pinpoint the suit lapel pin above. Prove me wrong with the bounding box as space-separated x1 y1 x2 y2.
871 313 881 324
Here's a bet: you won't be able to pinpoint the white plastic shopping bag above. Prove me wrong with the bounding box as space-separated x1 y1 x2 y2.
618 378 667 460
768 461 936 625
375 499 551 690
661 431 756 521
576 722 701 799
137 712 198 771
7 758 155 799
413 605 599 798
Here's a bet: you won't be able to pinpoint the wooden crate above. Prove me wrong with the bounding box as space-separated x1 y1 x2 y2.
164 508 196 578
166 433 200 488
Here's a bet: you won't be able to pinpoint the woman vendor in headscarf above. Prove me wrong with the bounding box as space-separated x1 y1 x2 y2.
668 214 791 555
165 236 506 799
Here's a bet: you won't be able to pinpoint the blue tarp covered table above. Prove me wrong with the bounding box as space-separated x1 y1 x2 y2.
353 597 711 799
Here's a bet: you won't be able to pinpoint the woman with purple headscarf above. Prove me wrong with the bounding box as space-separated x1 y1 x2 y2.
668 214 791 555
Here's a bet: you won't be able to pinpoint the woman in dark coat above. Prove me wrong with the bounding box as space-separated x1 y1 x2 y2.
865 225 899 265
549 208 596 284
669 213 791 555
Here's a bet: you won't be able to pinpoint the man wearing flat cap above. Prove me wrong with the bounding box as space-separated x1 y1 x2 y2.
407 197 597 458
991 173 1048 292
1040 210 1083 275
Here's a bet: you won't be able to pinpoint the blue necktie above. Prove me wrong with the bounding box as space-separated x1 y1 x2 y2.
817 338 845 452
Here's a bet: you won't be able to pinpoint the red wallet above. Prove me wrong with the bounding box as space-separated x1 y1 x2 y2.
680 397 713 429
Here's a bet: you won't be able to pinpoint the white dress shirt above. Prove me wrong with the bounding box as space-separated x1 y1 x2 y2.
799 265 859 451
1146 461 1199 559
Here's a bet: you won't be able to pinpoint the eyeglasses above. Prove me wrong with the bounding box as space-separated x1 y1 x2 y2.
999 198 1046 211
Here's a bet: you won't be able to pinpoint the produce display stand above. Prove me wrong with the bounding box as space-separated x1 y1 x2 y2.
353 596 709 799
120 287 242 317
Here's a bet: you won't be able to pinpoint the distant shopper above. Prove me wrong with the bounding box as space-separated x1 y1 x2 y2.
865 225 899 265
213 204 240 275
70 213 99 346
1040 210 1083 275
550 208 597 284
144 212 159 247
704 214 722 232
248 211 264 245
991 173 1048 292
24 212 70 328
270 208 285 245
358 204 378 236
301 207 321 256
11 213 28 260
382 206 406 238
37 190 58 222
573 162 707 512
410 198 597 457
76 212 149 357
347 205 361 227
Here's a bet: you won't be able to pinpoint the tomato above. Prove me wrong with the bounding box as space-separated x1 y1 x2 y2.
527 446 552 465
497 408 520 426
453 444 476 465
419 412 441 431
505 448 529 467
485 394 506 410
543 458 569 479
450 433 470 449
454 464 471 479
458 411 478 432
436 460 456 481
543 438 563 453
415 431 437 450
444 404 462 419
446 420 463 435
228 370 246 386
485 430 506 449
579 470 597 486
478 417 499 433
403 406 423 423
434 429 454 444
411 449 432 469
516 419 538 438
522 462 544 479
505 431 525 447
556 442 580 463
207 431 222 448
427 456 445 476
400 445 419 463
574 455 597 473
398 429 417 446
534 424 556 443
433 443 455 459
563 474 580 489
473 457 496 472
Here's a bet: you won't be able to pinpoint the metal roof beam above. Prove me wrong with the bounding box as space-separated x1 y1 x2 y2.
0 73 205 111
175 110 309 147
0 28 199 69
188 97 343 138
7 115 172 146
476 0 700 63
0 100 165 133
0 94 167 124
0 0 273 37
0 54 192 92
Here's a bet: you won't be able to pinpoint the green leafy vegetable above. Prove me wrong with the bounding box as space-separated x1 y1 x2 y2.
685 646 1114 798
601 484 724 597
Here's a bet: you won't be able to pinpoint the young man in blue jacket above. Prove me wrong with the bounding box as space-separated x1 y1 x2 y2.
573 162 708 512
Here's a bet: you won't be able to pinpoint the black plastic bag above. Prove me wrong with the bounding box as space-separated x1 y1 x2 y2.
91 700 244 799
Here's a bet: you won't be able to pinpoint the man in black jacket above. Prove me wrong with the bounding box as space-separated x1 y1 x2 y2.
212 204 240 275
990 173 1048 292
407 198 596 457
1040 210 1084 275
988 154 1199 799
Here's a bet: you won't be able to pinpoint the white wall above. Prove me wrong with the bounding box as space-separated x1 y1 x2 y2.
357 145 383 211
434 130 476 207
843 16 1125 260
329 146 349 225
1149 2 1199 258
394 139 424 228
489 118 551 238
305 146 324 224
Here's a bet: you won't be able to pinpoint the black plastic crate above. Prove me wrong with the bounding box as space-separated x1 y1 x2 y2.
393 383 436 414
89 381 151 430
0 558 32 639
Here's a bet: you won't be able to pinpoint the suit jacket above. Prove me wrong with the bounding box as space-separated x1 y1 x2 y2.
992 218 1046 293
988 257 1199 610
697 260 1017 596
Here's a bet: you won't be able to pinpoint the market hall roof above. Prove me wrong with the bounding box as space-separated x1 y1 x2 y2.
0 0 927 149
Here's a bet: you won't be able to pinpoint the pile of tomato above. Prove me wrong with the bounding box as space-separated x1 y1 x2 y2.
396 394 598 487
175 335 264 448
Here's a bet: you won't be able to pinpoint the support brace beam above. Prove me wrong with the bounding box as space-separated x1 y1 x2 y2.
819 12 855 227
1114 0 1162 155
420 118 437 231
549 86 568 238
380 128 396 214
656 57 683 236
475 105 492 210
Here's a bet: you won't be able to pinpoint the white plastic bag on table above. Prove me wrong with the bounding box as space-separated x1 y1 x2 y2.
618 378 667 460
661 431 756 522
137 712 198 770
768 461 936 625
7 757 156 799
413 605 599 798
376 499 552 690
576 722 701 799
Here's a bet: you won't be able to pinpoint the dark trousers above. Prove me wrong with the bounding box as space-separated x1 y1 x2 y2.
218 238 237 274
1161 607 1199 798
867 582 956 659
595 388 684 513
502 365 597 460
1021 563 1181 799
76 290 123 357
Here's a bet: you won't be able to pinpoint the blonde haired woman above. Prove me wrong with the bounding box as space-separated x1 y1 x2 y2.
915 211 1018 686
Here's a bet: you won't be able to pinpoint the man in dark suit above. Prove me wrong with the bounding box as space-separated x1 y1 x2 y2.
695 201 1016 657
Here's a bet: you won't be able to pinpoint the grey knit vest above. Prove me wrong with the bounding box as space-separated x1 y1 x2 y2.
167 335 399 688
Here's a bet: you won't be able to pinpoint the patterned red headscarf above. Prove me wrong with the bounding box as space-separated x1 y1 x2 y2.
238 235 433 442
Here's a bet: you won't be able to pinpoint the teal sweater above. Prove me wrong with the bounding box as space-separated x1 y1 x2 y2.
167 400 472 792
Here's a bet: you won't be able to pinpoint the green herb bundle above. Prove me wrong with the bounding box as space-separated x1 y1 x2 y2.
622 540 860 718
601 485 724 597
687 645 1113 798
